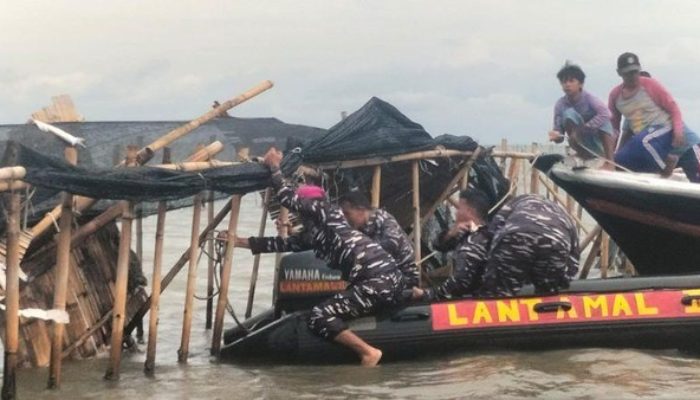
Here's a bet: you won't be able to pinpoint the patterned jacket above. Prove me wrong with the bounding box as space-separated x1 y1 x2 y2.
250 171 399 283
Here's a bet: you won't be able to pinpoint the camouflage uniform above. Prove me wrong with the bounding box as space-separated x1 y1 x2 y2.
249 208 419 288
425 194 579 299
267 170 404 339
423 227 491 300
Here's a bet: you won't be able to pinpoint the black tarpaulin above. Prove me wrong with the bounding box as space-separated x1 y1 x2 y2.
300 97 438 163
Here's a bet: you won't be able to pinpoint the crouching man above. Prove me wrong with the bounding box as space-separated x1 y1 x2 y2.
414 189 579 301
239 190 419 290
548 62 616 169
256 148 404 366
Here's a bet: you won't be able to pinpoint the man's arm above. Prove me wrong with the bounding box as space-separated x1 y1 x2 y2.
264 148 328 224
248 234 313 254
584 93 613 131
421 230 490 300
599 131 616 169
608 86 623 134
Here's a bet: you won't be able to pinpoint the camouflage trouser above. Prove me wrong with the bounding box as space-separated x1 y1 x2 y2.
479 231 573 297
308 271 403 340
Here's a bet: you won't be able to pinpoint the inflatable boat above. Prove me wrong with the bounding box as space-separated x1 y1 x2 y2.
220 162 700 363
221 252 700 363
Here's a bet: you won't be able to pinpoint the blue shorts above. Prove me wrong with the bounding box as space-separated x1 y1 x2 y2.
679 144 700 183
614 125 672 172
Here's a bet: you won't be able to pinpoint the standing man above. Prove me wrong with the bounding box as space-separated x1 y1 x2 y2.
609 52 700 182
549 62 616 169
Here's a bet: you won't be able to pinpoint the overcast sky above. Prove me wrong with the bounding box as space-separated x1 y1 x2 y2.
3 0 700 145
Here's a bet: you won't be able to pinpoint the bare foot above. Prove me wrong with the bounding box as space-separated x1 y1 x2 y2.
361 348 382 367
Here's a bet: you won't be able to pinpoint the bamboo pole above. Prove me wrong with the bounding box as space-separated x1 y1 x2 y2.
245 189 271 319
272 207 289 306
312 148 531 171
579 232 603 279
211 196 242 355
68 198 233 354
499 138 508 171
600 232 609 279
49 143 225 254
538 175 589 235
62 311 111 358
205 190 215 330
371 165 381 208
418 149 481 230
205 135 217 330
507 154 521 188
104 146 138 381
144 148 171 375
2 191 20 400
47 146 78 389
26 111 231 247
133 81 273 165
0 167 25 181
579 225 602 251
315 149 474 170
529 143 540 195
446 196 459 209
412 161 422 286
0 181 28 193
152 160 235 171
177 193 203 363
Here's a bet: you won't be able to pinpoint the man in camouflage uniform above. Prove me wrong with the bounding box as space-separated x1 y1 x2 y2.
243 191 419 288
415 189 579 300
254 148 404 366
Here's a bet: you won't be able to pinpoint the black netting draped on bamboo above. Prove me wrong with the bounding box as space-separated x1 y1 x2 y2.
0 96 509 232
10 143 273 202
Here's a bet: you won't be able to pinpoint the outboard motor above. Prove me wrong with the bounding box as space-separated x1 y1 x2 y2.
224 250 346 345
274 250 347 315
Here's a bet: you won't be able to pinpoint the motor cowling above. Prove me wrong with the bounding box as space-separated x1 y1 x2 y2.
274 250 347 314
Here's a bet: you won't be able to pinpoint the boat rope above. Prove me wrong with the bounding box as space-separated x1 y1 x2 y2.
194 231 249 333
576 141 633 173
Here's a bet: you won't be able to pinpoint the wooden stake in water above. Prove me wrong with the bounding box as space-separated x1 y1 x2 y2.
205 190 215 330
124 200 233 337
245 189 271 319
211 196 242 355
47 146 78 389
177 193 203 363
104 146 138 381
412 161 422 286
272 207 289 306
144 148 171 375
2 191 21 400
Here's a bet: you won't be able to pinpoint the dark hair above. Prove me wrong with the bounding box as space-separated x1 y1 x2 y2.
339 190 371 210
459 189 490 221
556 64 586 84
640 70 651 78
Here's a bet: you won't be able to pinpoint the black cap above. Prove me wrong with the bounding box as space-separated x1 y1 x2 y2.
617 52 641 74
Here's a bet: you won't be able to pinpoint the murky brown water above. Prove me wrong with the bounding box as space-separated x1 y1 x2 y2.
10 196 700 399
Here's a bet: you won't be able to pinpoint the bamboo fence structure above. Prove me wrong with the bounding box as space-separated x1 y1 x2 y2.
0 130 629 398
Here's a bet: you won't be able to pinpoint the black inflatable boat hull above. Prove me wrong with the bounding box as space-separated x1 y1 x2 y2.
221 276 700 363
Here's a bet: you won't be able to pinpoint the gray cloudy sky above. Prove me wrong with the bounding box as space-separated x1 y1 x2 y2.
3 0 700 144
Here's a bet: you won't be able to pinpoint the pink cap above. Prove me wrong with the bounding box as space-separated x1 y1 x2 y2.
296 184 326 199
